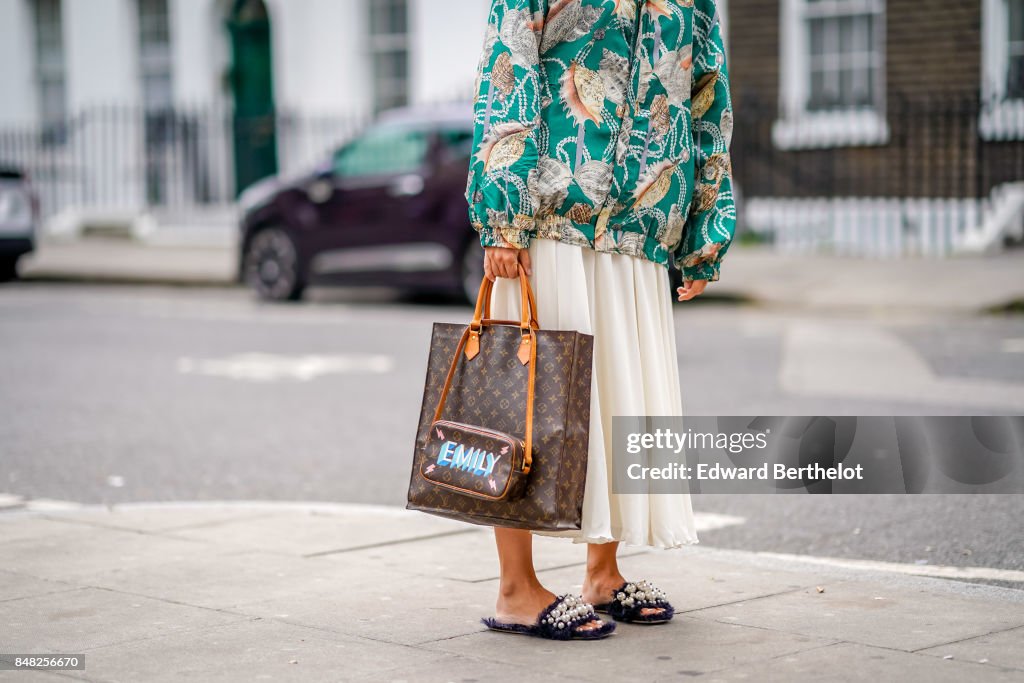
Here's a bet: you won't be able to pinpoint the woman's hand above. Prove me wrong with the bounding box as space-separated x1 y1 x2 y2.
484 246 532 280
676 278 708 302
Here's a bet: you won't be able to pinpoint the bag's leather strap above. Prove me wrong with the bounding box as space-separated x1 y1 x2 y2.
432 269 538 474
479 274 538 327
471 271 539 332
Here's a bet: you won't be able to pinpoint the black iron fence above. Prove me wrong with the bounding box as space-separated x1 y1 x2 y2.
1 96 1021 254
0 103 374 221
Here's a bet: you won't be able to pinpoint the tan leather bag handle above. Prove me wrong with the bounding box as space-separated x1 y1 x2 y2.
470 269 539 331
431 269 538 474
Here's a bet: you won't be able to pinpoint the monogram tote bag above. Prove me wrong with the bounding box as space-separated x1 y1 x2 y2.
406 270 594 531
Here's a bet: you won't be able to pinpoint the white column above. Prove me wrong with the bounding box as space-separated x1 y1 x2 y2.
64 0 140 109
265 0 370 174
0 0 37 126
63 0 144 210
171 0 226 105
266 0 368 115
408 0 487 104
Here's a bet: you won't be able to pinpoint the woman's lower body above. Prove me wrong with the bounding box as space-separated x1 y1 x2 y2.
486 237 697 633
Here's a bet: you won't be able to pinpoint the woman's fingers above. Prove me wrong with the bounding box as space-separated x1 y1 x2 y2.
483 252 496 282
504 256 518 279
518 248 532 276
484 246 520 278
677 278 708 301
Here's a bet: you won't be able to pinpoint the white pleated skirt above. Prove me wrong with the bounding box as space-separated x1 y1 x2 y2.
490 238 698 549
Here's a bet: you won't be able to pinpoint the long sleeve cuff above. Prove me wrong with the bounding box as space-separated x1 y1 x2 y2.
677 238 728 282
474 212 535 250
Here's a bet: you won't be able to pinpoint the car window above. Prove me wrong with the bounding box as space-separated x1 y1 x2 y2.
332 127 429 178
438 128 473 156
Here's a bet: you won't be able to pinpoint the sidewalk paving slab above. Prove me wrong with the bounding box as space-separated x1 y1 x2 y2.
698 642 1023 683
0 526 220 584
918 625 1024 670
0 503 1021 683
688 579 1024 651
422 615 837 681
158 507 468 557
234 572 499 646
3 587 248 652
79 619 454 683
0 569 78 603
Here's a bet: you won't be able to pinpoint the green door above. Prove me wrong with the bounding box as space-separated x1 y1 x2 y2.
226 0 277 195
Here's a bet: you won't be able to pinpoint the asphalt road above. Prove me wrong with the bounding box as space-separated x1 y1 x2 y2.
1 282 1022 585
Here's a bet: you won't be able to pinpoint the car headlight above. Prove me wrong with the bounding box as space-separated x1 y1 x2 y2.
0 187 32 225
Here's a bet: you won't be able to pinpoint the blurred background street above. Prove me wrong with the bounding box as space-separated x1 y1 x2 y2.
2 276 1023 588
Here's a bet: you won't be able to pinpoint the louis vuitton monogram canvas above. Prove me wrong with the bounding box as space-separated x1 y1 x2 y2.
465 0 736 281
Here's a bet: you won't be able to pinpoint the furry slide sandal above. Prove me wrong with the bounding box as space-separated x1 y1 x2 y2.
481 594 616 640
593 580 675 624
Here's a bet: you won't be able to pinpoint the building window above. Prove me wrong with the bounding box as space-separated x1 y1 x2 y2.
32 0 66 143
774 0 888 149
982 0 1024 139
137 0 176 205
138 0 173 112
1007 0 1024 98
806 1 883 110
368 0 409 113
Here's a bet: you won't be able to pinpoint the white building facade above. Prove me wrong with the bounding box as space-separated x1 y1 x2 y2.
0 0 488 226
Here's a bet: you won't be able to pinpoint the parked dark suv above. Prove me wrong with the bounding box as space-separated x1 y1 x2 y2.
237 103 483 302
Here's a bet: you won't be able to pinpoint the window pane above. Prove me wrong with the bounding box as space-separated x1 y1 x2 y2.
33 0 66 124
371 0 407 35
439 129 474 154
1009 0 1023 43
804 4 881 111
1009 56 1024 99
375 50 408 81
333 127 427 177
369 0 409 112
138 0 172 112
808 68 828 109
809 18 826 57
139 0 170 44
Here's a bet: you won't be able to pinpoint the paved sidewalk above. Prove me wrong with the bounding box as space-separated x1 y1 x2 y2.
16 238 1024 312
1 502 1022 682
19 238 237 288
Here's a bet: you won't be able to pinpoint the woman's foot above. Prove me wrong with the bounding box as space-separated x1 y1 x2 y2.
495 583 607 633
483 594 615 640
583 572 670 620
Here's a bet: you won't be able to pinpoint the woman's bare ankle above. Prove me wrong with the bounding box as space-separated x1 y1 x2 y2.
582 569 626 603
495 581 556 623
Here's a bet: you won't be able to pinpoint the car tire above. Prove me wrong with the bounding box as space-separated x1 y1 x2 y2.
460 239 485 304
0 256 19 283
243 226 306 302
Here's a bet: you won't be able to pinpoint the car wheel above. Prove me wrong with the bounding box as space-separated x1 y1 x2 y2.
0 256 19 283
460 239 485 304
243 226 306 301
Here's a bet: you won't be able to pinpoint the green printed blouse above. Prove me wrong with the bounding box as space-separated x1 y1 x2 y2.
465 0 736 281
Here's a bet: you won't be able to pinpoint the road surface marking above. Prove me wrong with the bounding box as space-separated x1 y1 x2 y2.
755 551 1024 583
177 352 394 381
1002 338 1024 353
693 512 746 532
780 322 1024 410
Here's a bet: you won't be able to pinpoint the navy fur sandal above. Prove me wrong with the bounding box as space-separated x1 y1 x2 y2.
593 580 675 624
481 594 616 640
